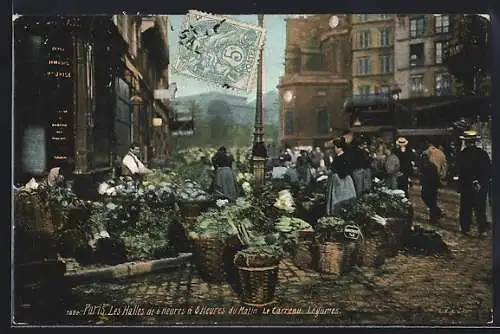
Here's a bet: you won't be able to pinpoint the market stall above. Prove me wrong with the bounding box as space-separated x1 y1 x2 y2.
14 144 423 312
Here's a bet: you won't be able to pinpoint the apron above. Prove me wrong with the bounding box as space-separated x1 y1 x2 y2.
326 173 357 216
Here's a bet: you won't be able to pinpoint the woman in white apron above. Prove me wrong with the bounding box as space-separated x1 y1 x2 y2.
326 138 357 216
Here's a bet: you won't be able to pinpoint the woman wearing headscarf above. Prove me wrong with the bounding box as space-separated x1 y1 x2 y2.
211 146 239 202
326 138 357 216
47 157 75 187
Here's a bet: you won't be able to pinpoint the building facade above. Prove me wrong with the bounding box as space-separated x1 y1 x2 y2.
394 14 455 99
115 15 172 166
13 15 171 184
351 14 396 96
277 14 352 148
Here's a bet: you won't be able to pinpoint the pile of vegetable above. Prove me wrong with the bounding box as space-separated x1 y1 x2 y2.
176 179 211 202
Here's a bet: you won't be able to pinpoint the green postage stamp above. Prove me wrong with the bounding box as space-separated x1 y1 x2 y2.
172 10 266 93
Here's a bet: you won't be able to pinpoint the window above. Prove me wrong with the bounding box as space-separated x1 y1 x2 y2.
409 43 425 67
435 72 453 96
435 14 450 34
379 28 392 47
380 14 393 19
317 109 329 134
410 74 425 97
285 111 294 135
358 14 368 22
410 16 426 38
303 54 323 71
358 57 372 75
434 41 449 64
380 54 393 74
358 85 371 95
359 30 372 48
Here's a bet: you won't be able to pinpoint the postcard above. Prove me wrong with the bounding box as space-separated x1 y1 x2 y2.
11 12 494 326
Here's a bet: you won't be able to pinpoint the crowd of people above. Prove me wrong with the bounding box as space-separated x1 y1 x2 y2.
21 130 491 238
272 130 491 237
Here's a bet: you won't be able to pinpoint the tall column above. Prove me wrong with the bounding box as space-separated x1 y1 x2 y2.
72 31 91 174
251 14 267 189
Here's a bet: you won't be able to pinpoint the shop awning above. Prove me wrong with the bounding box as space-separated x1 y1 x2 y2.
397 128 454 136
350 126 389 133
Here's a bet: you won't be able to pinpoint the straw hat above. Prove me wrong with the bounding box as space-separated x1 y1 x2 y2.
396 137 408 146
459 130 481 140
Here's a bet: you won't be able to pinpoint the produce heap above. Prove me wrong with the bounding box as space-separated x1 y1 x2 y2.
186 180 314 264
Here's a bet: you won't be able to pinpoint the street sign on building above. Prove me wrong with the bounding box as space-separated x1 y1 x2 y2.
154 83 177 101
170 101 194 136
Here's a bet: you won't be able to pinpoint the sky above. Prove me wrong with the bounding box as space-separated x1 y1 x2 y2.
167 14 287 99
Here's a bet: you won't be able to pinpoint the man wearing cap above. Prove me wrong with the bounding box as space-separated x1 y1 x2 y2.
394 137 415 197
456 130 491 237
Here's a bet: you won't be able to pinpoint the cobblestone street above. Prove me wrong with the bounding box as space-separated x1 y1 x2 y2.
52 186 492 326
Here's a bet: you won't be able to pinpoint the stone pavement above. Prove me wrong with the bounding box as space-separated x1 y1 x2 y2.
45 187 492 326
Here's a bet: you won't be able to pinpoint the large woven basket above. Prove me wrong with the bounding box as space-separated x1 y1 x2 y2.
237 265 279 307
178 200 213 229
293 230 316 270
386 217 410 257
360 231 388 268
191 236 227 283
14 190 55 235
317 241 359 275
293 241 315 270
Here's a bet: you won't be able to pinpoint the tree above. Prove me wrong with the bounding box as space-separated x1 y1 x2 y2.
444 14 491 95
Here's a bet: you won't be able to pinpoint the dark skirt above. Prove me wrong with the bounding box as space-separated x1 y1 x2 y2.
214 167 239 202
352 168 372 196
326 173 357 216
297 166 313 186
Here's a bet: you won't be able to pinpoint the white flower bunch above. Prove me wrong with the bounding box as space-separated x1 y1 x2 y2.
98 182 111 195
381 188 406 198
274 189 295 213
216 199 229 207
242 181 252 195
236 172 254 183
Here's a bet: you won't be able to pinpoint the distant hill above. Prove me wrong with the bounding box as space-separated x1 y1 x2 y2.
246 91 280 124
174 90 280 126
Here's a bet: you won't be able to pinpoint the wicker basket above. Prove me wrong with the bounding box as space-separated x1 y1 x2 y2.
178 200 213 229
191 236 227 283
15 190 55 235
386 217 409 257
293 241 315 270
360 231 388 268
317 241 359 275
237 265 279 307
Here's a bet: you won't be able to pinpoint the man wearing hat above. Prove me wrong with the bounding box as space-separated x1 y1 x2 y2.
394 136 415 197
456 130 491 237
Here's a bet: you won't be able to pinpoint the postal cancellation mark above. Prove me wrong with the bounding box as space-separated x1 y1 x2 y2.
172 10 266 93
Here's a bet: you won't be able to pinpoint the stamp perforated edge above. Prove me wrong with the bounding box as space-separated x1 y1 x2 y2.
171 10 267 94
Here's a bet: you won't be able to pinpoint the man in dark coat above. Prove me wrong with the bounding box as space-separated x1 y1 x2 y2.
419 153 442 223
394 137 414 197
456 131 491 237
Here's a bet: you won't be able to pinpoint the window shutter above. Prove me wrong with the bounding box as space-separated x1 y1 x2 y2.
423 16 429 35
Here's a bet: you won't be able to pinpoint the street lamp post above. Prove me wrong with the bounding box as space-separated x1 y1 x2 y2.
251 14 267 189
